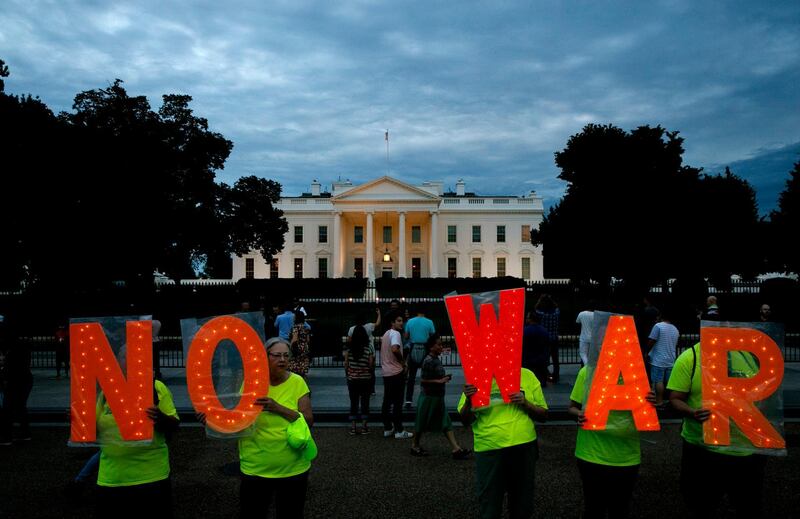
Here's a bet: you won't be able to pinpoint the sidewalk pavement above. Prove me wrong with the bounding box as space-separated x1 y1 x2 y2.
26 361 800 422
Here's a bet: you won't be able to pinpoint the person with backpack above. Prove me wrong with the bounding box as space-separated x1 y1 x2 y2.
668 343 766 517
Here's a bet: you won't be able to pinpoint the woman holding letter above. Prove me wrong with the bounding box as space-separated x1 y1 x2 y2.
568 366 657 519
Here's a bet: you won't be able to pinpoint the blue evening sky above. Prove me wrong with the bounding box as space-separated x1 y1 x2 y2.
2 0 798 213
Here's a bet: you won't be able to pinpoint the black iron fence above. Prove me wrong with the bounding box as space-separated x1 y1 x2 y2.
26 332 800 370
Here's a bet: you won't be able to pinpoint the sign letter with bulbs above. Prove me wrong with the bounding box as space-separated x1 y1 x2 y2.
582 315 659 431
701 326 785 449
445 288 524 408
185 315 269 434
70 320 154 444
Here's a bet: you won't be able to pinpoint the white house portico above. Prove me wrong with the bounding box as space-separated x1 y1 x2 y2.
232 176 544 281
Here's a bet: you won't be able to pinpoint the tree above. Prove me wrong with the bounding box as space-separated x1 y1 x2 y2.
696 167 761 286
533 124 762 288
533 124 702 288
0 68 287 290
767 162 800 273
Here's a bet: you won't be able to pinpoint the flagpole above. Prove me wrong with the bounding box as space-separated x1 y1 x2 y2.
385 129 390 175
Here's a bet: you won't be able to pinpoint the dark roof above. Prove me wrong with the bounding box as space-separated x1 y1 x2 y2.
298 192 332 198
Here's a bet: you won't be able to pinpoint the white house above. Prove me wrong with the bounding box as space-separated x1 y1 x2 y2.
232 176 544 281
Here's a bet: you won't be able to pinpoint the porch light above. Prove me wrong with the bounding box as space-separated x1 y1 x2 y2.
383 248 392 262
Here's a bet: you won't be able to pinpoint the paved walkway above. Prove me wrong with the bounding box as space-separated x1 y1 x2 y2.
26 361 800 421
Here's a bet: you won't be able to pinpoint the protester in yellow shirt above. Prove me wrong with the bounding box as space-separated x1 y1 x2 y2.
668 343 766 517
94 347 179 518
458 368 547 519
568 366 656 519
238 337 315 518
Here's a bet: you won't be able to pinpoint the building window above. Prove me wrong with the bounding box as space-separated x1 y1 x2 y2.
245 258 254 279
411 257 421 279
318 257 328 279
447 225 457 243
447 257 457 279
497 225 506 243
354 226 364 243
472 225 481 243
318 225 328 243
294 258 303 279
521 225 531 242
294 226 303 243
496 257 506 277
383 225 392 243
269 259 279 279
354 258 364 278
521 257 531 280
411 225 421 243
472 257 482 278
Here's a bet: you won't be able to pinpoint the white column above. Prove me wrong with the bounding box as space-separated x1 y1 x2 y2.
398 211 406 278
429 211 439 277
366 211 375 281
332 211 342 277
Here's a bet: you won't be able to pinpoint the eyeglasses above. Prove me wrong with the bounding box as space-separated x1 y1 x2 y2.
268 352 290 359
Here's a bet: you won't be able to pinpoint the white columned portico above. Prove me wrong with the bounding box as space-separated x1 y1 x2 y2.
366 211 375 280
429 211 439 277
398 211 406 278
332 211 342 277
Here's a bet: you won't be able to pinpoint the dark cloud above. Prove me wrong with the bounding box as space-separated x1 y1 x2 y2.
1 0 798 211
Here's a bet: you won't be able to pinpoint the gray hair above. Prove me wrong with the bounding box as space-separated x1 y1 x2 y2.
265 337 290 351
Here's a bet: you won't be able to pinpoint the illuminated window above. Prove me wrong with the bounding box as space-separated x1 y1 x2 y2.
496 257 506 277
447 257 457 278
294 258 303 279
521 257 531 280
472 257 481 278
521 225 531 242
269 259 279 279
354 258 364 278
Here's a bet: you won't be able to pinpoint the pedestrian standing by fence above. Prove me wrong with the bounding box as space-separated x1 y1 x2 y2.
403 307 436 410
575 302 595 366
344 324 374 435
0 316 32 444
410 334 470 459
55 324 69 379
535 294 561 383
289 311 311 378
647 309 679 408
522 312 551 387
347 308 381 396
380 312 413 439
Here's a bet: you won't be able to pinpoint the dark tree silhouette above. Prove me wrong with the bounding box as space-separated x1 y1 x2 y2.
767 161 800 274
533 124 702 288
0 67 286 290
532 124 761 288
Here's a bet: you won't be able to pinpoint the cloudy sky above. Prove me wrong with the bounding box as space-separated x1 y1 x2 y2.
2 0 798 212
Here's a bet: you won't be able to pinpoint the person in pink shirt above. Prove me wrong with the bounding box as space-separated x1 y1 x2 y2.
380 313 413 439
